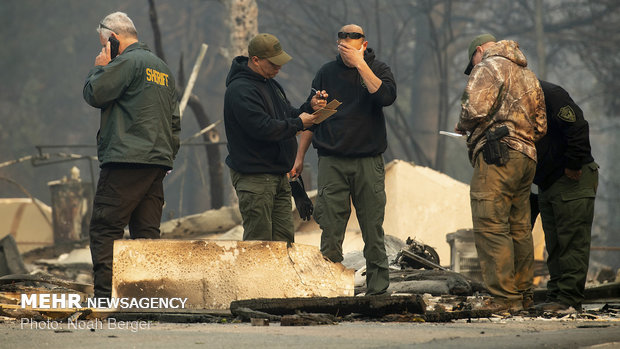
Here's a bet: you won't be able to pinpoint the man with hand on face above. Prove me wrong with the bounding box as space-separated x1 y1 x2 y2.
83 12 180 300
293 24 397 296
224 33 321 243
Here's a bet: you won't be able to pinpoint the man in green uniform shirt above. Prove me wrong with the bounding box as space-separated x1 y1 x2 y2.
83 12 180 300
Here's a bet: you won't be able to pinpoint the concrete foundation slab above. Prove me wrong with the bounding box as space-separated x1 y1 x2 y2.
112 240 354 310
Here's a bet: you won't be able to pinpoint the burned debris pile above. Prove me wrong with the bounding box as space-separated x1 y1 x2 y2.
0 162 619 326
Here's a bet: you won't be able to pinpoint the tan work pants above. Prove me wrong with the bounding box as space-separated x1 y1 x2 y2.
470 149 536 302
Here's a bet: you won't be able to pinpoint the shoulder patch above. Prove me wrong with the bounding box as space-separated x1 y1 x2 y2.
558 105 576 122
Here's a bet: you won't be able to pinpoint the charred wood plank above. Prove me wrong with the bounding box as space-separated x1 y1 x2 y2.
233 307 281 322
584 282 620 300
280 313 336 326
422 309 495 322
534 282 620 302
230 295 425 317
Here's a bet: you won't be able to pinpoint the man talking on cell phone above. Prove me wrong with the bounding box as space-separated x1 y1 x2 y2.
83 12 180 301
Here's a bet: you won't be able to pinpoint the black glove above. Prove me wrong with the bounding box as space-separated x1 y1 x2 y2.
289 176 313 221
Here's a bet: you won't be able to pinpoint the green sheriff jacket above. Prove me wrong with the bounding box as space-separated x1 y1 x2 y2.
83 42 180 169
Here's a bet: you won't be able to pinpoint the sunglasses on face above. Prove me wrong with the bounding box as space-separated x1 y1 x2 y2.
337 32 365 40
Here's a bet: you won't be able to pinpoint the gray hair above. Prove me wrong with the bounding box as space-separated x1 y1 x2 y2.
97 12 138 39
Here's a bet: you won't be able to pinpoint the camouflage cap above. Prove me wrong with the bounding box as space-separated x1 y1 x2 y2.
248 33 292 66
464 33 496 75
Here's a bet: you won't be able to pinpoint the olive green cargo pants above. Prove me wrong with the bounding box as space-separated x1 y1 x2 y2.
538 162 598 307
314 155 389 295
230 169 294 243
470 149 536 302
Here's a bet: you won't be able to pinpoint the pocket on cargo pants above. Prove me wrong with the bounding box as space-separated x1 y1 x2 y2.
235 178 272 241
471 191 496 219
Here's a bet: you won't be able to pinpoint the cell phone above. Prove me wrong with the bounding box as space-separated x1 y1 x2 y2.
108 36 120 59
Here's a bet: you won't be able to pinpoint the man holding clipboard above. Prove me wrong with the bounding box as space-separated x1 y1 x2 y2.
224 33 321 243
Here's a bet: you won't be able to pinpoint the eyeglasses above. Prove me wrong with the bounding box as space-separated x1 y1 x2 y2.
98 22 117 34
337 32 365 40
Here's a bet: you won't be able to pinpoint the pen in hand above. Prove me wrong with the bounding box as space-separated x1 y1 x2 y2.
312 88 327 99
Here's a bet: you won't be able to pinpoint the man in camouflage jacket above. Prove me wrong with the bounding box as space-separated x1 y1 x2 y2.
456 34 547 311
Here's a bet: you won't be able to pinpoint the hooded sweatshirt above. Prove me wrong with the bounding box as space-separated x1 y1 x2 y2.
224 56 304 174
457 40 547 165
304 48 396 157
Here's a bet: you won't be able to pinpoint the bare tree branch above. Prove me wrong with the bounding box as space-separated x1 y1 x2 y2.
148 0 166 63
149 0 225 209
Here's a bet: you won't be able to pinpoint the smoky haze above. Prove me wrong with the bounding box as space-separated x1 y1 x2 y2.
0 0 618 268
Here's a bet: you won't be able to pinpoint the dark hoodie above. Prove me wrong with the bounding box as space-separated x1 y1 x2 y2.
224 56 304 174
304 48 396 157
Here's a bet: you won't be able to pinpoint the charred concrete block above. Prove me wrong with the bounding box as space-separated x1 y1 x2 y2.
112 240 354 310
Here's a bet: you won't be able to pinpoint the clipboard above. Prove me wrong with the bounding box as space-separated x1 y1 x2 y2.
312 99 342 124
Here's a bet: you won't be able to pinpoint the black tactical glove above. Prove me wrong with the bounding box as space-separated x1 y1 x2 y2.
289 176 313 221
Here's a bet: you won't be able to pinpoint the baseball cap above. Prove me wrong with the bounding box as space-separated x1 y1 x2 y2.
248 33 292 66
464 33 496 75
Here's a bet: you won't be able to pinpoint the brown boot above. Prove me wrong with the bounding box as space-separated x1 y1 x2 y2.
510 300 524 312
483 298 511 313
522 297 534 310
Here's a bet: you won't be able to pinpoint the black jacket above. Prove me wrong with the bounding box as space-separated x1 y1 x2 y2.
534 80 594 190
224 56 304 174
304 48 396 157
